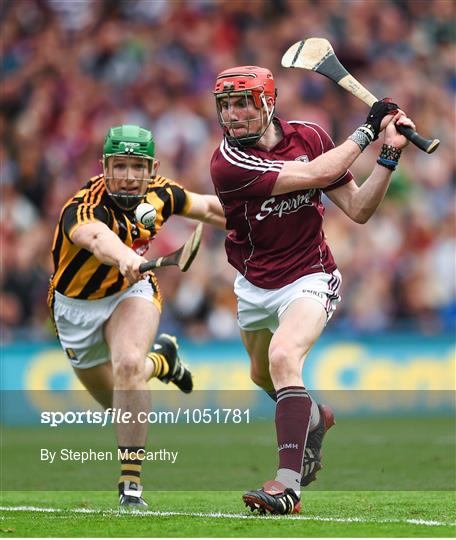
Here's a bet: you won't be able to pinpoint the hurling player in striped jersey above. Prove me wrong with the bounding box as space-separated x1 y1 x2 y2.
210 66 416 514
49 124 225 510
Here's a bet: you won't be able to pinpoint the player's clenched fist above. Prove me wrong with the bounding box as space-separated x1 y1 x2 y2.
118 251 148 284
384 111 416 149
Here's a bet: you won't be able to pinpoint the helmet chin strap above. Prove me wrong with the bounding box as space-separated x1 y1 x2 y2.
103 177 146 211
109 191 145 211
104 178 146 210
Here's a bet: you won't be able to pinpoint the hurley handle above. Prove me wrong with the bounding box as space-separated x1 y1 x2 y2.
139 258 164 273
395 124 440 154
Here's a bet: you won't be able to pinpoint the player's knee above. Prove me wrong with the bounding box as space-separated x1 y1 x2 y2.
250 365 272 390
268 343 302 381
112 352 146 385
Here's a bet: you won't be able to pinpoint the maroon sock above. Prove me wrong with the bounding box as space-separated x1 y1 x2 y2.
275 386 311 473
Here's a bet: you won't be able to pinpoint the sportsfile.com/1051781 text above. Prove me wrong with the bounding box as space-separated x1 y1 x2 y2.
40 408 251 427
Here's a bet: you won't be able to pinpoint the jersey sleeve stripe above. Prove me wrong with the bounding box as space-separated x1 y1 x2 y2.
72 182 106 229
152 176 167 187
83 191 91 222
82 187 91 221
230 144 286 166
180 191 192 215
93 182 106 208
89 181 105 221
304 123 324 153
76 204 83 226
327 170 350 185
167 187 175 214
324 170 352 191
158 188 172 220
302 121 335 148
91 178 105 202
221 144 283 173
221 140 284 172
221 139 283 168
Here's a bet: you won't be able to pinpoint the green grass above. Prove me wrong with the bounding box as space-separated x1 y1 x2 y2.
1 416 455 536
2 417 454 491
1 490 455 537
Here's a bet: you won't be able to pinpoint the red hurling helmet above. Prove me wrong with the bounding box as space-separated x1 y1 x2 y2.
214 66 276 107
213 66 277 146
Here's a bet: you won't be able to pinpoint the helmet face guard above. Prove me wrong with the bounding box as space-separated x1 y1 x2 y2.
102 125 158 211
103 154 158 211
215 90 273 147
213 66 277 147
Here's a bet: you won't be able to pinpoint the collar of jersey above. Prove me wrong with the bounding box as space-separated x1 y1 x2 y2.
274 116 296 138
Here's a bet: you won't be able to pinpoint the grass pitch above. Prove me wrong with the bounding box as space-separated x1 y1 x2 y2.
2 416 454 491
1 416 455 536
1 491 455 537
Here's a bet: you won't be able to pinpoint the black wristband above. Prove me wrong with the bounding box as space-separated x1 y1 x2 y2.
379 144 402 162
377 144 402 171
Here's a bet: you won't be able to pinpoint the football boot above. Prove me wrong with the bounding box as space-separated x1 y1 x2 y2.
301 404 335 486
118 481 148 511
150 334 193 393
243 480 301 515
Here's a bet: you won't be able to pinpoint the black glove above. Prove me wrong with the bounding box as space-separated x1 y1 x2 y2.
348 98 399 151
363 98 399 141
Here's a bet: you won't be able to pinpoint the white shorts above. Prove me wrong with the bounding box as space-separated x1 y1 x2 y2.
234 270 342 333
51 278 161 369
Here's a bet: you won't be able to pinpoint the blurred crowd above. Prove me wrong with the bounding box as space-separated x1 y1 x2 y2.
1 0 455 343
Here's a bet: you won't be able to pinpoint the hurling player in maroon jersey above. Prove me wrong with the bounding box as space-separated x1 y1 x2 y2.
210 66 416 515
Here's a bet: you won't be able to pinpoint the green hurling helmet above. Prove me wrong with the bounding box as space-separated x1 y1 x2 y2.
103 125 158 210
103 124 155 158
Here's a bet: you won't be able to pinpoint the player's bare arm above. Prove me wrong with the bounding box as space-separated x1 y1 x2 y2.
272 103 401 196
71 221 147 284
326 111 415 223
272 141 361 195
185 193 226 229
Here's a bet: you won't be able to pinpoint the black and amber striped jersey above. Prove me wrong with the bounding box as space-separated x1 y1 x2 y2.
50 174 191 300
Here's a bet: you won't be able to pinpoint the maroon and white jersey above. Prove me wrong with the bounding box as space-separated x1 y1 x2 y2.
210 117 353 289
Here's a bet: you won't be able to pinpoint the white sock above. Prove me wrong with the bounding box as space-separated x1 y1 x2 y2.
275 468 301 497
309 396 321 431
